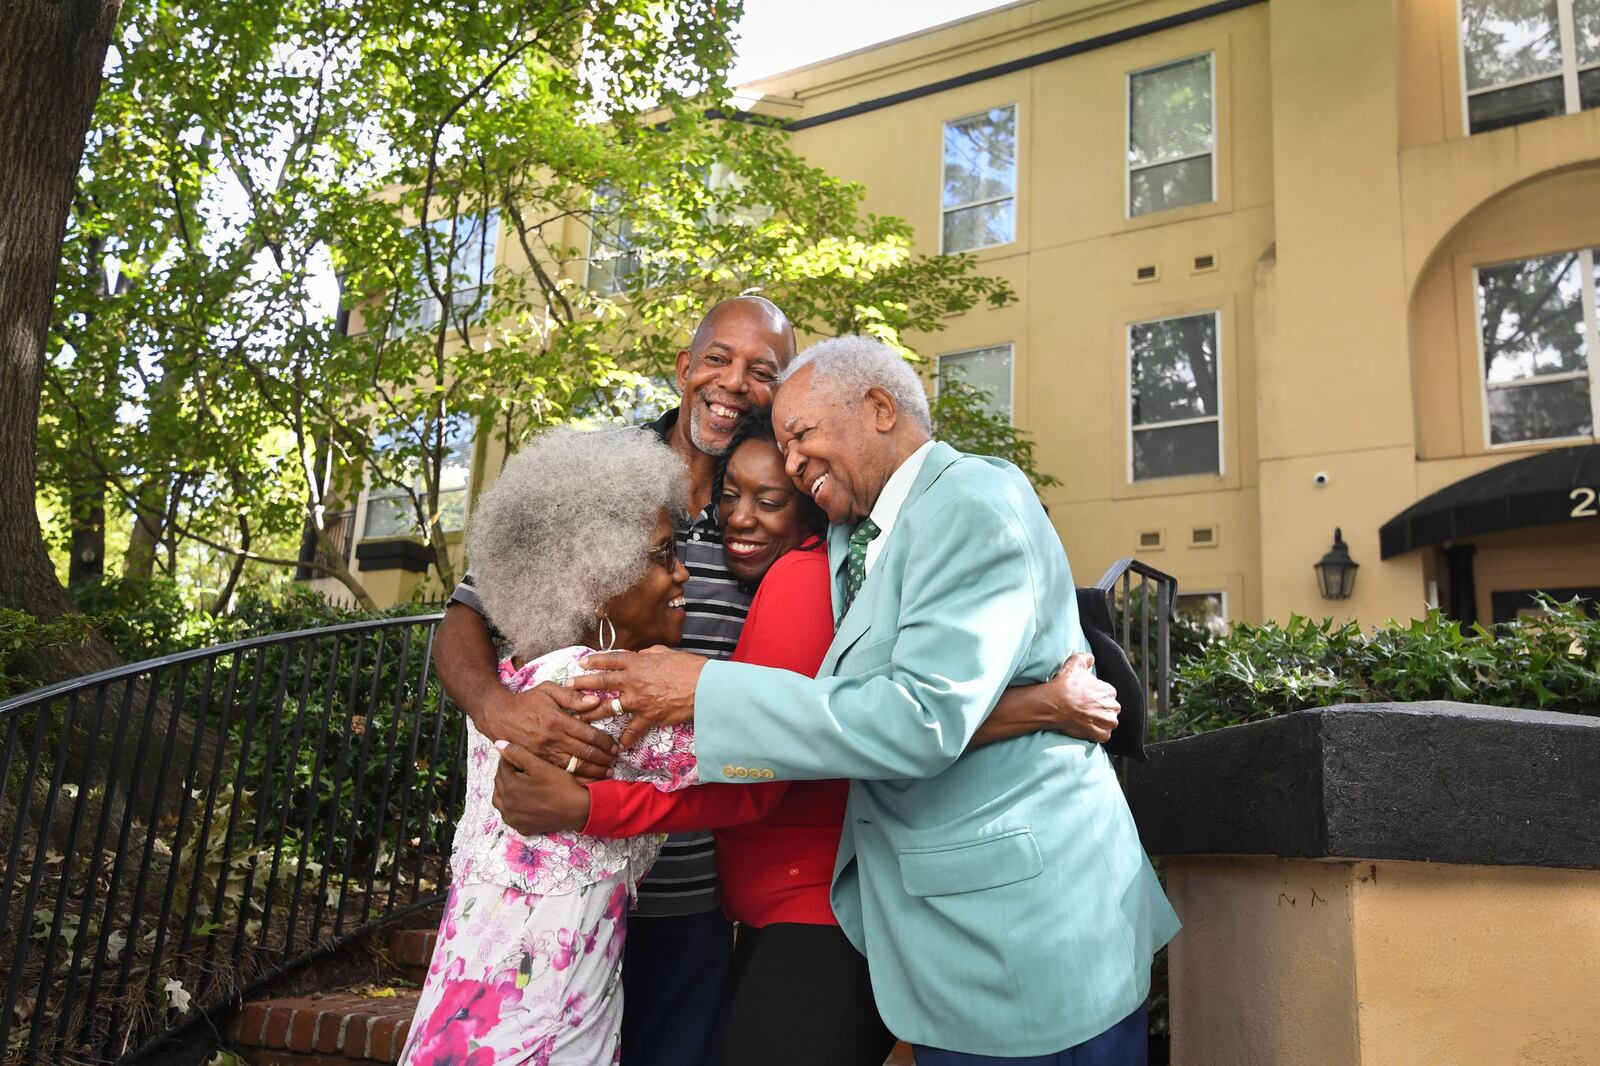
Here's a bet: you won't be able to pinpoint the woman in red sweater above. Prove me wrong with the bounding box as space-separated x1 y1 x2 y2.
578 409 885 1065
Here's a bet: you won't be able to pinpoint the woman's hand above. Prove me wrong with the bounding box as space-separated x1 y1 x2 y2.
492 740 594 834
1046 653 1121 743
975 653 1122 749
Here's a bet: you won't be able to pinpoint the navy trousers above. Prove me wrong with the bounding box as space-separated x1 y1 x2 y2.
619 908 733 1066
913 1005 1148 1066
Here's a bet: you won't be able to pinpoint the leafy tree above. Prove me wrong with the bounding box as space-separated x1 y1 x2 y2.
42 0 1035 622
931 374 1059 489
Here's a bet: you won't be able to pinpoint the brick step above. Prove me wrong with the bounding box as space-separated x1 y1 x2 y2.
228 923 916 1065
385 927 436 983
228 986 910 1065
228 988 418 1063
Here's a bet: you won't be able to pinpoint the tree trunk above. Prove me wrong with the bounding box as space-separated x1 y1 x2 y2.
210 518 249 615
1 0 223 829
428 520 457 596
67 479 106 587
310 519 380 611
122 477 167 580
0 0 125 685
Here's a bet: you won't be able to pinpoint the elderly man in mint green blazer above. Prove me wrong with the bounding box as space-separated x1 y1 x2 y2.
577 335 1179 1063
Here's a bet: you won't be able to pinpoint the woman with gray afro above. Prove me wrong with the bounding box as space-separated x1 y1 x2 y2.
401 426 697 1066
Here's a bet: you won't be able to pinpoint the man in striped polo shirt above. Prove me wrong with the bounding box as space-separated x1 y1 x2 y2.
433 295 795 1066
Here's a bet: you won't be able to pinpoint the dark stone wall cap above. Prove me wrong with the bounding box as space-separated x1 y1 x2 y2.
354 538 434 573
1126 702 1600 870
1318 700 1600 729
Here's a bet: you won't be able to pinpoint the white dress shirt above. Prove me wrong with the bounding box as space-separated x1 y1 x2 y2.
862 439 936 577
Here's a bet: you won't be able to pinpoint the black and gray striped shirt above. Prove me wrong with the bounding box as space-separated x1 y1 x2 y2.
448 408 750 916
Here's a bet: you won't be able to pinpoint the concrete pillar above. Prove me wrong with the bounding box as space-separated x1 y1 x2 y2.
1126 703 1600 1065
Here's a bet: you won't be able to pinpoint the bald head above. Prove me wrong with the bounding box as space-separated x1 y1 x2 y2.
675 295 797 457
690 296 796 365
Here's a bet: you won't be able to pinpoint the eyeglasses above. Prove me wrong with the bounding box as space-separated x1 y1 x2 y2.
645 539 679 572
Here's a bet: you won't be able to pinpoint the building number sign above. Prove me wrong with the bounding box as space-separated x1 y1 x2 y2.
1573 488 1599 518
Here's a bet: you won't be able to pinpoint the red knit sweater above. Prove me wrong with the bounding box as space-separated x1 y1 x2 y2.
582 541 844 927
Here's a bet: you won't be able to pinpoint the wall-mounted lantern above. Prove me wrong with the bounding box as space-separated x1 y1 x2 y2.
1315 528 1359 600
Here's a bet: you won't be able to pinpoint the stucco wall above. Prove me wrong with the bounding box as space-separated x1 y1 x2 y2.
1351 861 1600 1066
1167 857 1361 1066
1167 856 1600 1066
776 0 1276 620
744 0 1600 629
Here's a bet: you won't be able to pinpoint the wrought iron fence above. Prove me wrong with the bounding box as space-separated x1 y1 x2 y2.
1096 558 1179 720
0 614 462 1065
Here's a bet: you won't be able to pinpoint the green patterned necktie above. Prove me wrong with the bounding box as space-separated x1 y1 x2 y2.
841 517 881 616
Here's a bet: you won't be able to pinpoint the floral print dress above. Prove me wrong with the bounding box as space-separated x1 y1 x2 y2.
400 646 698 1066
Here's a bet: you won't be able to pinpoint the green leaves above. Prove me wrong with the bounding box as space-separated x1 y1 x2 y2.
0 609 99 697
930 373 1057 490
48 0 1033 610
1166 597 1600 737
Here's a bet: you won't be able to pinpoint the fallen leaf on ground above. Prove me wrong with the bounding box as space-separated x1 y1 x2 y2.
352 983 399 998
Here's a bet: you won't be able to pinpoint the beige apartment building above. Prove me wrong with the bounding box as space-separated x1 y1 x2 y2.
312 0 1600 631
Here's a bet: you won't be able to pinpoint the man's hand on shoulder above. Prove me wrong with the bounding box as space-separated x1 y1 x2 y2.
568 648 708 748
476 682 619 782
435 603 617 782
1046 653 1121 743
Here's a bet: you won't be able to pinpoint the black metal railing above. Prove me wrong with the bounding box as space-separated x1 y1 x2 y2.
0 614 462 1065
1095 558 1179 720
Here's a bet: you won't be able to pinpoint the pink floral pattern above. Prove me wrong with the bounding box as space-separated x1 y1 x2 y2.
447 645 698 898
403 646 698 1065
399 874 629 1065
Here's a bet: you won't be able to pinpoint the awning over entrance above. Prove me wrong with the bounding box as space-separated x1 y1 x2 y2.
1379 444 1600 559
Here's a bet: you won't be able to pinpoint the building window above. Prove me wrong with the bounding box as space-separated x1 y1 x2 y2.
1127 54 1215 217
938 344 1014 420
363 417 475 539
941 105 1016 253
1176 591 1230 638
1476 247 1599 446
588 186 644 295
1461 0 1600 134
1129 311 1221 481
393 212 498 334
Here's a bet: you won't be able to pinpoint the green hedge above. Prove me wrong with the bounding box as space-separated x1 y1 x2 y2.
0 608 102 698
1165 597 1600 738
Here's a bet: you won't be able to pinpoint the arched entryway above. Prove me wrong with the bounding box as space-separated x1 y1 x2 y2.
1380 445 1600 623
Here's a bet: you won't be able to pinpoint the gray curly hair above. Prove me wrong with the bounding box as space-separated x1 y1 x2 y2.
780 335 932 433
466 426 688 660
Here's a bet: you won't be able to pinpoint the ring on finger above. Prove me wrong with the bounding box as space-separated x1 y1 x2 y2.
608 696 624 717
564 754 580 774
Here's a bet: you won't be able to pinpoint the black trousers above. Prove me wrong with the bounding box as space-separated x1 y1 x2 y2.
621 908 733 1066
717 922 896 1066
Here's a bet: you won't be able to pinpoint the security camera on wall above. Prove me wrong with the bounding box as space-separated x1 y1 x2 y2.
1313 472 1330 486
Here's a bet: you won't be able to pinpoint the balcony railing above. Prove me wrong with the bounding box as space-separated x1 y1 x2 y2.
295 510 355 581
1096 557 1178 720
0 614 460 1065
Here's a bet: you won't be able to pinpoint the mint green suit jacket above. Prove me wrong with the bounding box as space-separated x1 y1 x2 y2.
693 443 1180 1056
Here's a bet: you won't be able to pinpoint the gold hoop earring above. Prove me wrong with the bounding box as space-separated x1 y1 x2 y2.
598 614 617 652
